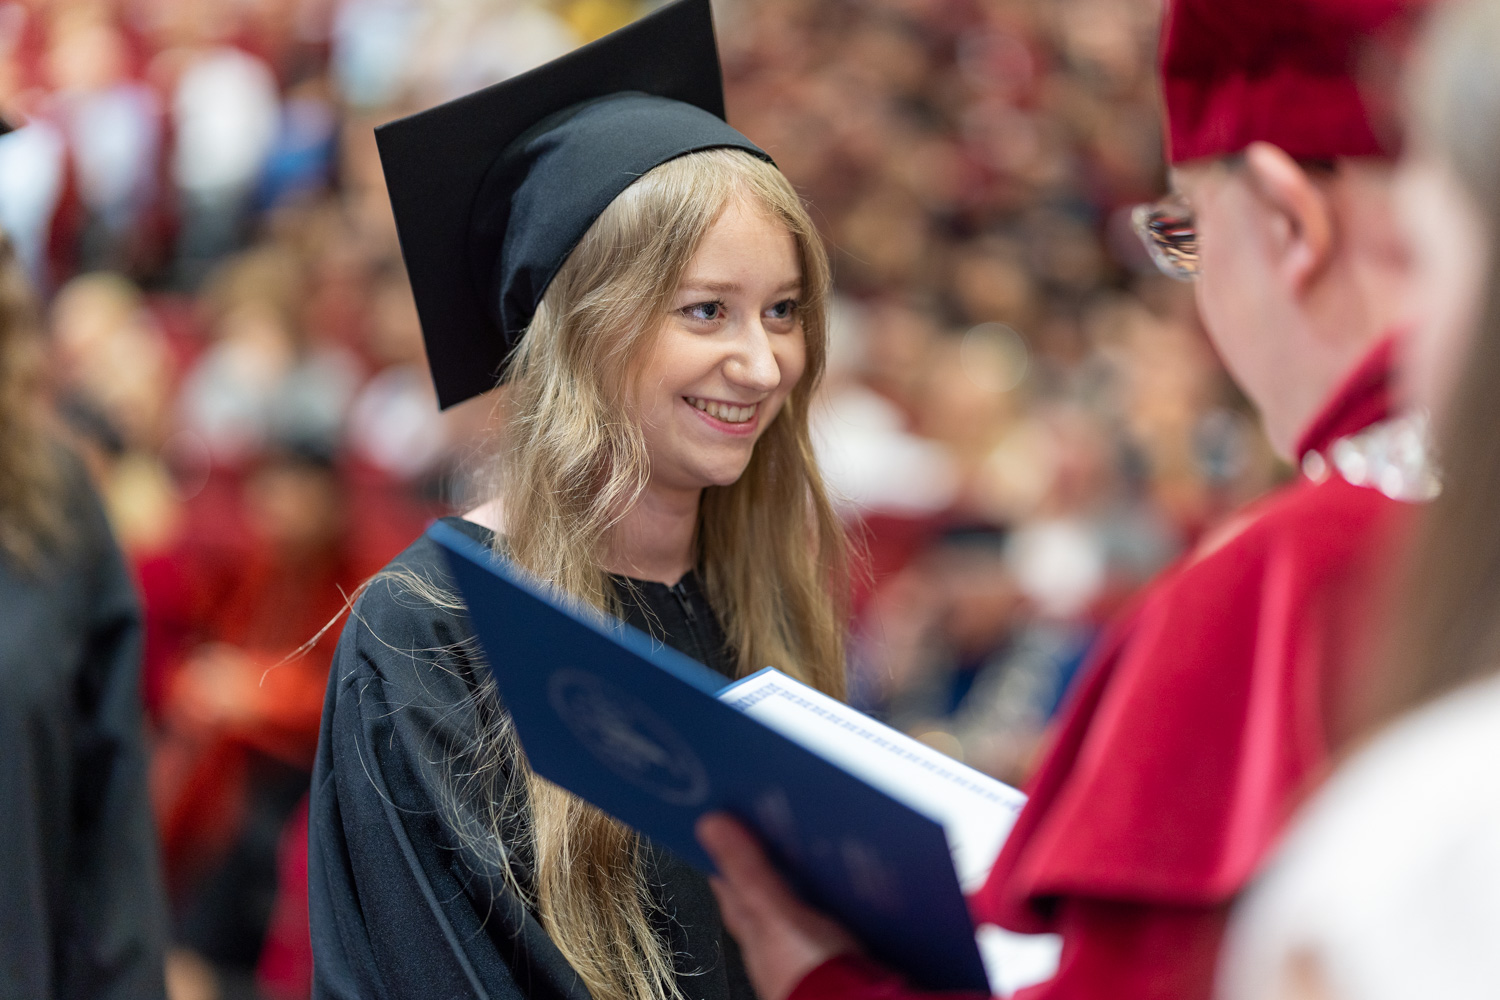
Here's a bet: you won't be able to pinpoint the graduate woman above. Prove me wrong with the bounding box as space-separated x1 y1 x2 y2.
306 3 847 999
0 222 169 997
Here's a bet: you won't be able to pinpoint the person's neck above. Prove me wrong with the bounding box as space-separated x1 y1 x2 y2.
1260 332 1382 457
1262 255 1404 458
605 482 702 586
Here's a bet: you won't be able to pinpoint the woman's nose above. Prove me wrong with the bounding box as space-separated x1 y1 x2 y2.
726 323 781 392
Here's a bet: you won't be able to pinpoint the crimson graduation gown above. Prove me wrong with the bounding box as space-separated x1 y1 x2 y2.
789 340 1414 1000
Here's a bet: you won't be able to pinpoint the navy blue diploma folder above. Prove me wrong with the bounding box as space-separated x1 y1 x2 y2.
430 520 991 992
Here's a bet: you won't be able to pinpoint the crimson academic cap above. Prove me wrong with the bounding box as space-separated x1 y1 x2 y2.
376 0 770 409
1159 0 1428 164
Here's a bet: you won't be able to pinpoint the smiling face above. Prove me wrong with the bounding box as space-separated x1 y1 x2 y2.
631 196 806 498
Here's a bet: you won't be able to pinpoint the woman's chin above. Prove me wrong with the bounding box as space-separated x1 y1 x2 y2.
701 465 753 489
665 460 754 492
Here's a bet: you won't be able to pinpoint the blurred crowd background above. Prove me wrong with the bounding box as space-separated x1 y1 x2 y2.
0 0 1285 996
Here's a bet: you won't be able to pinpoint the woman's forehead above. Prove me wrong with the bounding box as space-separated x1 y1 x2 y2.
681 202 801 286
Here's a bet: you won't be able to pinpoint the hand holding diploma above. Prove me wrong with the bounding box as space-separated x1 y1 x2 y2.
434 521 1046 993
698 814 861 1000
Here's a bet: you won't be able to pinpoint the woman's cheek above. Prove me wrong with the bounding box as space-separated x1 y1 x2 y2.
779 332 809 393
766 361 804 428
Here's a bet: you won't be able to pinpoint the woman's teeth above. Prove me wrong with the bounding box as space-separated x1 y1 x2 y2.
687 397 756 424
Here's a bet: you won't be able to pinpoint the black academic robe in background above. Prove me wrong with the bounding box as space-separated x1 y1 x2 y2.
309 516 755 1000
0 453 168 999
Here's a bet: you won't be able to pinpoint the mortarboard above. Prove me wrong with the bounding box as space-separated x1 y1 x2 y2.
1159 0 1430 164
376 0 770 409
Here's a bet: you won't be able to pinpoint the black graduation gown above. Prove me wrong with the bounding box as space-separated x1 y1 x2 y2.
309 516 755 1000
0 452 168 999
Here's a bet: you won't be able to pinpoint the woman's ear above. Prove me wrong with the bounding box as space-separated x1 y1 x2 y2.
1243 141 1335 295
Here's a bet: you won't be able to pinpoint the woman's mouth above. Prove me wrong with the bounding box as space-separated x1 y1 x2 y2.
684 396 761 434
686 396 757 423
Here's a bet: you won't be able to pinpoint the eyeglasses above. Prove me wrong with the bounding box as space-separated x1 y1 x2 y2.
1130 194 1199 281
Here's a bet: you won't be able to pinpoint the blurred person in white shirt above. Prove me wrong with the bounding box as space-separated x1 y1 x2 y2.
46 11 162 273
171 40 279 287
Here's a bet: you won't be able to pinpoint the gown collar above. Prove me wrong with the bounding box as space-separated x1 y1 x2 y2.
1291 338 1439 502
1293 336 1396 460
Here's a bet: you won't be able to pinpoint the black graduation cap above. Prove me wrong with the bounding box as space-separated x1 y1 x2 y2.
376 0 771 409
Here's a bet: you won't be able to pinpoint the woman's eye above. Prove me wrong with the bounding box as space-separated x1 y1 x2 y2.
683 301 724 322
766 299 799 321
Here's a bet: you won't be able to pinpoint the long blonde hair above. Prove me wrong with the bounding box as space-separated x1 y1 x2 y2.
0 234 63 571
458 147 847 1000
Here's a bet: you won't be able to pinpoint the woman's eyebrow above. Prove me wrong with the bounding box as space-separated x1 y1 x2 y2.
680 280 741 294
678 278 803 295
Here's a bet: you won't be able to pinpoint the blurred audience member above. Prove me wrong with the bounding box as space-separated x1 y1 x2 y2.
150 440 375 1000
0 120 66 286
813 300 960 532
401 0 575 102
177 246 359 468
257 74 338 214
330 0 424 110
345 263 447 482
47 9 162 273
168 38 280 288
51 273 183 556
1220 2 1500 997
0 230 168 999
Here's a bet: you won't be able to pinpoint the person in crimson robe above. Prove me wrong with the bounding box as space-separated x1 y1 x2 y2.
695 1 1437 998
147 442 381 988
